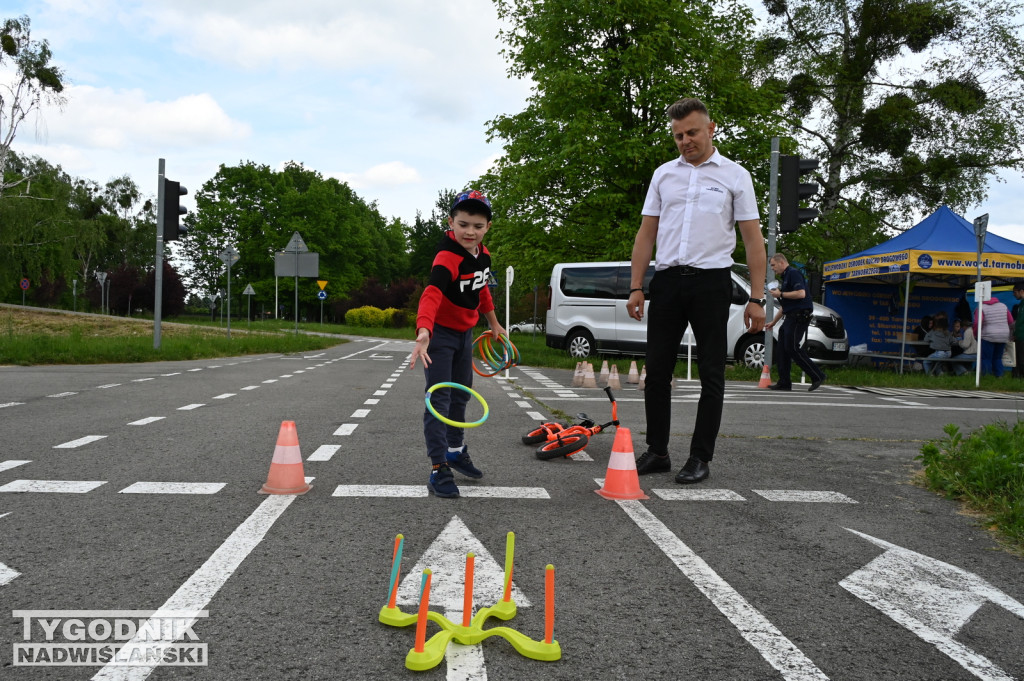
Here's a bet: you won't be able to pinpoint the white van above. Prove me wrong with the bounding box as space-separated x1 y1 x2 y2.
544 261 849 368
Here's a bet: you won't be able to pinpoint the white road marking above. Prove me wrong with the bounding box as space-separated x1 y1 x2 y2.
128 417 165 426
279 374 293 378
213 393 235 399
374 390 388 396
119 482 226 494
0 402 25 408
364 399 379 405
177 404 205 411
0 480 107 493
351 409 371 418
331 485 549 499
334 424 358 436
0 511 16 586
515 401 531 408
241 385 259 391
47 392 77 398
753 490 857 503
96 384 121 389
381 383 393 389
54 435 107 449
294 370 305 374
91 492 300 681
0 460 31 473
188 368 203 372
131 377 155 383
568 450 593 461
161 372 181 377
308 445 342 462
262 379 277 384
841 529 1024 681
653 489 747 501
611 492 830 681
526 411 546 420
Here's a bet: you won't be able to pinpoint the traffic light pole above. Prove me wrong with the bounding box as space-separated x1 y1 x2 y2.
154 158 166 350
764 137 780 367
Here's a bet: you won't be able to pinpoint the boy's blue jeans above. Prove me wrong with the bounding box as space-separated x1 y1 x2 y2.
422 324 474 465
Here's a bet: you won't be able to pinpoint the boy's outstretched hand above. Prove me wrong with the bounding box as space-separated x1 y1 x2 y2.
410 328 431 370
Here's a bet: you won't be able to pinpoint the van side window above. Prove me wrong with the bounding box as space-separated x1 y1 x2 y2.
560 267 619 299
615 265 656 299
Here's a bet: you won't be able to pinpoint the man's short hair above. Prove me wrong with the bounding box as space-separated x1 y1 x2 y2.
1013 281 1024 292
771 253 788 265
666 98 709 121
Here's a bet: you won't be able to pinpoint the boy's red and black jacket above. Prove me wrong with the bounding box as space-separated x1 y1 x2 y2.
415 232 495 334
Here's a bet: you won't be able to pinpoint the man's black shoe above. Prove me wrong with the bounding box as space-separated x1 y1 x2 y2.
635 450 671 475
675 456 710 484
768 383 791 391
809 376 826 392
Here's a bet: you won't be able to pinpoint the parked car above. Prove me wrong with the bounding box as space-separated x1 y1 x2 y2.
544 261 849 369
509 319 543 333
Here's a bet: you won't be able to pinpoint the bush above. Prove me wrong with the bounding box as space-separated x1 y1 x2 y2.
345 306 395 328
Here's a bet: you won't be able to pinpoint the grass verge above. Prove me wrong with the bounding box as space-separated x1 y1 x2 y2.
917 422 1024 554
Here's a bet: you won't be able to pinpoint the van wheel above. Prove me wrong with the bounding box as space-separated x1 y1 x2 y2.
566 329 594 358
735 334 772 370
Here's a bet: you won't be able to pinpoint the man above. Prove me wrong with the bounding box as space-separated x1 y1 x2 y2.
627 97 766 485
765 253 827 391
1012 282 1024 378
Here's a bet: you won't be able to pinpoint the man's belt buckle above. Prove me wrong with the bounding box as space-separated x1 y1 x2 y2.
675 265 701 276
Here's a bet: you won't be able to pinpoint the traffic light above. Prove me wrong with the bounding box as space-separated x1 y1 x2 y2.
162 178 188 241
779 155 819 234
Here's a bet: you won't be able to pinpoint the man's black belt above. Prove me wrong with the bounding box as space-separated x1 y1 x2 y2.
663 265 728 276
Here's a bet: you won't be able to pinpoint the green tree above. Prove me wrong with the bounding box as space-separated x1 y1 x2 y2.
406 188 458 277
481 0 786 289
0 15 65 202
759 0 1024 269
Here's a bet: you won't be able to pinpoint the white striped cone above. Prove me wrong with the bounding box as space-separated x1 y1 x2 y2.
626 360 640 384
596 426 648 500
572 361 584 388
259 420 311 494
608 365 621 390
583 362 597 388
638 365 646 390
598 360 610 385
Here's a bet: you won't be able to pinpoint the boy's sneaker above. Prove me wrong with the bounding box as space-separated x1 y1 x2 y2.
428 464 459 498
446 445 483 479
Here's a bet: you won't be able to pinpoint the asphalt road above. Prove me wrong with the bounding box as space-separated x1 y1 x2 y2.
1 338 1023 680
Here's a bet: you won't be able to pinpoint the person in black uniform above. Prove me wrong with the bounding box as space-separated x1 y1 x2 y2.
765 253 826 392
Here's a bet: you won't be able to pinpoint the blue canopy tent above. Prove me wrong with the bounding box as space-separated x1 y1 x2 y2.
822 206 1024 369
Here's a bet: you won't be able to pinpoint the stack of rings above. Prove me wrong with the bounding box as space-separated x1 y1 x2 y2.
473 331 520 377
424 382 489 428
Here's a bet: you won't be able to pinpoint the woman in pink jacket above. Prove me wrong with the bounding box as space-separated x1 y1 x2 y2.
973 295 1014 377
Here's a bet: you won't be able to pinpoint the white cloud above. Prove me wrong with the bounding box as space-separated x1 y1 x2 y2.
44 85 251 151
332 161 422 189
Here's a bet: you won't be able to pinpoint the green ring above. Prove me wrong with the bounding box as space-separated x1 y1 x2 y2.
425 382 489 428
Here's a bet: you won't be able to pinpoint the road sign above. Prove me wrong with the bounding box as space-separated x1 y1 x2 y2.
317 290 327 300
242 284 255 295
19 278 29 290
218 247 240 266
317 280 328 290
284 231 309 253
275 252 319 277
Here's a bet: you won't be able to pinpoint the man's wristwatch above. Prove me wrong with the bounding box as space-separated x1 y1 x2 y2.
748 297 766 305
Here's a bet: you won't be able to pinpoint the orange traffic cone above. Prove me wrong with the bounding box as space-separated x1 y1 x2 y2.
596 427 648 500
758 364 772 388
259 421 312 494
572 361 584 388
583 362 597 388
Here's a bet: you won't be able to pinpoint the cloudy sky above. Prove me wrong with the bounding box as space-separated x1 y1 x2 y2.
4 0 1024 243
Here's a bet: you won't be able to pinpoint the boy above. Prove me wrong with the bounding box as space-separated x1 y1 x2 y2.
409 190 506 498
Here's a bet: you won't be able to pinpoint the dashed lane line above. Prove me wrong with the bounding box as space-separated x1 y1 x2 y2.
177 404 205 411
331 485 550 499
0 402 25 408
53 435 107 449
128 417 165 426
334 424 358 436
307 445 341 462
0 480 107 493
213 393 235 399
0 460 31 473
119 482 226 495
